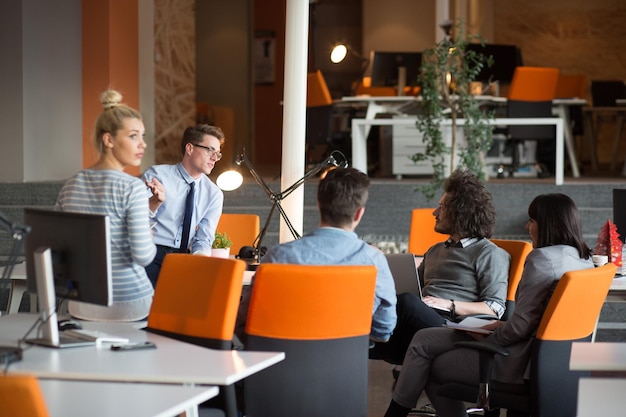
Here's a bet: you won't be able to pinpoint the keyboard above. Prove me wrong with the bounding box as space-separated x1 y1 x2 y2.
62 329 130 345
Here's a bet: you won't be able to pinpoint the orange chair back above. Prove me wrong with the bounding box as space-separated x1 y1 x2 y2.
216 213 261 253
307 70 332 107
491 239 533 302
555 73 587 99
537 262 616 341
246 263 376 340
408 208 448 256
0 375 49 417
147 254 245 345
507 67 560 102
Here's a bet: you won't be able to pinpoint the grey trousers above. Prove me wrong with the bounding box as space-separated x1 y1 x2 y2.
391 327 480 417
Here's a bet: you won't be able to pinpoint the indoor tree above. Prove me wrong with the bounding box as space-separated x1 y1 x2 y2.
411 20 495 200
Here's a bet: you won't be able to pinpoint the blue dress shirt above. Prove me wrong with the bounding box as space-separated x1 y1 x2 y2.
143 163 223 253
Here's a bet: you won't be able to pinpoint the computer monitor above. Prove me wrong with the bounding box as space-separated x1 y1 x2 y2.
370 51 422 90
23 208 112 348
465 43 523 84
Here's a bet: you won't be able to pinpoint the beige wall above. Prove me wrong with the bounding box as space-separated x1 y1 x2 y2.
363 0 436 55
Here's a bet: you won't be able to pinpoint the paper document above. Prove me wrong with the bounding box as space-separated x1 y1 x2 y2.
444 317 496 335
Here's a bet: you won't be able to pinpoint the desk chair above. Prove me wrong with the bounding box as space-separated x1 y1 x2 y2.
244 263 377 417
583 80 626 171
216 213 260 256
502 67 559 177
306 70 334 164
408 208 447 256
437 262 617 417
147 254 246 417
0 375 49 417
554 73 587 141
490 239 533 321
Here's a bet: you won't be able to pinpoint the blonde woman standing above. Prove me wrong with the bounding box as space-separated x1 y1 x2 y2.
56 89 160 321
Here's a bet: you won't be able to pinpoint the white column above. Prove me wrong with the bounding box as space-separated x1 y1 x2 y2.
279 0 309 243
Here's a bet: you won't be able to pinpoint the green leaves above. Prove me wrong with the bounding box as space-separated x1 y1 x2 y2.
414 20 494 200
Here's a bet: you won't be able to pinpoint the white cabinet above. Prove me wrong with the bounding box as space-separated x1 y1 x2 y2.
391 118 464 178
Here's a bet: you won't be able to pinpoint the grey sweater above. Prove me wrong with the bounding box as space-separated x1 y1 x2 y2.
418 238 510 317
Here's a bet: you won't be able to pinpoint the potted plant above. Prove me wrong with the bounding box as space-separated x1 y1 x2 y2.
211 231 232 258
411 20 495 200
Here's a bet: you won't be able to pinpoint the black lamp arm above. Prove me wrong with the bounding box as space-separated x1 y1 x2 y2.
234 149 347 262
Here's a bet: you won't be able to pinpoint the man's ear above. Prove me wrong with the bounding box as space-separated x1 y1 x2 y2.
354 206 365 223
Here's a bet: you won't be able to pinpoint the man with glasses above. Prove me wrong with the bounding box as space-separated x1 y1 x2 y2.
142 124 225 287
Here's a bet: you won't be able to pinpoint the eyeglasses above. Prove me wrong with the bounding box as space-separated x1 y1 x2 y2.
192 143 222 161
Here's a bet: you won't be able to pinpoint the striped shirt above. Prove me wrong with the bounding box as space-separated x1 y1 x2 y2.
56 169 156 321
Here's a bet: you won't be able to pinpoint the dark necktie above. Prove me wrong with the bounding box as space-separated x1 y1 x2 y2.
179 181 195 253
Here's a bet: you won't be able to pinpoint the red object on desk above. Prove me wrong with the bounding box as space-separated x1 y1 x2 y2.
594 219 622 267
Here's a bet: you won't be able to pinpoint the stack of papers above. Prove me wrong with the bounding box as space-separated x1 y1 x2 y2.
444 317 496 334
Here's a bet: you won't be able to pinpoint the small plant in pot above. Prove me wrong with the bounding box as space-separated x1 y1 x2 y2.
211 231 232 258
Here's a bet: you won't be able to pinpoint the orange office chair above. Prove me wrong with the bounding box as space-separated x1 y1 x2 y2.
490 239 533 320
438 262 617 417
0 375 50 417
243 263 377 417
408 208 448 256
306 70 335 164
502 66 560 177
146 254 246 417
216 213 261 255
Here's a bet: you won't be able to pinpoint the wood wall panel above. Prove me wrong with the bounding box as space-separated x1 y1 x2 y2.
154 0 196 164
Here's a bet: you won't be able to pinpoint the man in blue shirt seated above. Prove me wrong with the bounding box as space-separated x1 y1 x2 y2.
235 167 397 344
142 124 225 287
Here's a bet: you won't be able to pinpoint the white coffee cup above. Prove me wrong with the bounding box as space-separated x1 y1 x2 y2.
592 255 609 267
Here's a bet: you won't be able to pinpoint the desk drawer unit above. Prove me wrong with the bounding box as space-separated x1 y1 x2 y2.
392 121 463 177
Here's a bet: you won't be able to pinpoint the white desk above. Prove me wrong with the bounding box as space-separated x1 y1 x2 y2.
1 314 284 386
607 275 626 302
570 342 626 372
346 95 582 181
39 379 218 417
341 94 506 121
1 264 253 315
577 378 626 417
351 117 565 185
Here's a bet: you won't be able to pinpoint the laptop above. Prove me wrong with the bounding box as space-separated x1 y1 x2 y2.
385 253 422 297
385 253 450 312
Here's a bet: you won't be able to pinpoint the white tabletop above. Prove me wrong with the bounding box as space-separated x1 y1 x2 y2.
39 379 218 417
570 342 626 372
1 314 284 386
577 378 626 417
341 94 507 104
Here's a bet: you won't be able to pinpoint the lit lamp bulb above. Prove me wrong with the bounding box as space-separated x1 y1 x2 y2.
216 170 243 191
330 44 348 64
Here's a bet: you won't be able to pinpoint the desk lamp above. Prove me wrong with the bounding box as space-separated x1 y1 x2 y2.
330 42 370 95
216 150 348 263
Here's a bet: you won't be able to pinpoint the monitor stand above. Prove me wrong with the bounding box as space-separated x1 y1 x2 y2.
25 247 94 348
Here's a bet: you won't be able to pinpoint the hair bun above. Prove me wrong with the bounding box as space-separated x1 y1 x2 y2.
100 89 123 110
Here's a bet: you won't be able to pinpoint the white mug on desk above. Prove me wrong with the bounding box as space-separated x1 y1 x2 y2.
592 255 609 267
